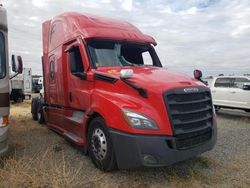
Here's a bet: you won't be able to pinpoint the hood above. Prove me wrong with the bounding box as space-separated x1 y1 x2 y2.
95 66 206 93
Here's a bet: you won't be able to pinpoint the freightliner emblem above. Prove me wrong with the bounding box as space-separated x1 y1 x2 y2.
184 88 199 93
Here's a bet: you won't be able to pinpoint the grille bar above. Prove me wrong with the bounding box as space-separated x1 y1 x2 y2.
174 123 211 135
171 106 212 115
168 97 211 105
173 114 212 125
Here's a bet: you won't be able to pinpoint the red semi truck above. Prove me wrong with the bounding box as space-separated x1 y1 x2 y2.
32 12 217 171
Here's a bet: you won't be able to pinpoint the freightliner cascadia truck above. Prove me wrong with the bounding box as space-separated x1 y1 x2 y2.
32 12 217 171
0 5 22 155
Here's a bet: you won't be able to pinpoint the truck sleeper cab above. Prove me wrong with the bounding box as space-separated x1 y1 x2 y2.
36 12 217 170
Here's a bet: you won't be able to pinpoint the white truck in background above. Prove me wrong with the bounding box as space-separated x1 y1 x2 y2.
38 77 43 91
32 75 43 93
210 76 250 112
23 68 32 98
0 4 23 156
10 67 32 102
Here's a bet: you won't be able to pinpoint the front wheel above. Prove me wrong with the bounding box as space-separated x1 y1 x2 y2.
88 117 117 171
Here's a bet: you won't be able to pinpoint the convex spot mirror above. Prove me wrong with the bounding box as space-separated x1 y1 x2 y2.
12 55 23 74
243 82 250 90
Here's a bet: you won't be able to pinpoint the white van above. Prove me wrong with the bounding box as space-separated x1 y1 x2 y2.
210 76 250 112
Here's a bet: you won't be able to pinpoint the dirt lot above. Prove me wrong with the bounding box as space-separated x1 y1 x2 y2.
0 101 249 188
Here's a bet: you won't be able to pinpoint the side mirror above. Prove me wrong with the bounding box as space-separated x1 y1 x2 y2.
243 82 250 90
73 72 87 80
11 55 23 74
17 56 23 74
194 69 202 80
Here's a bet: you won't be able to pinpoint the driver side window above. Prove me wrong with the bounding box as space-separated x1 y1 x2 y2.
68 46 84 73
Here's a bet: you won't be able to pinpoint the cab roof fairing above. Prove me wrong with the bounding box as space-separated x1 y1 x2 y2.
0 6 7 32
43 12 157 53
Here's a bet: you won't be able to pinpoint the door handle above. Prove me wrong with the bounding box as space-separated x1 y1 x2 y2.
69 92 72 102
231 91 236 94
211 90 216 93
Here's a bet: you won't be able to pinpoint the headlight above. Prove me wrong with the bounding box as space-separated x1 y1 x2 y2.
0 116 8 127
122 109 159 130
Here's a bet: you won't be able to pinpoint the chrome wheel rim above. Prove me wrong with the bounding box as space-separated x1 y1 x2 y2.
91 128 107 160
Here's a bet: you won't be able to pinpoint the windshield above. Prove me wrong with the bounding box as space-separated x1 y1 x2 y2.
0 32 5 79
88 40 162 68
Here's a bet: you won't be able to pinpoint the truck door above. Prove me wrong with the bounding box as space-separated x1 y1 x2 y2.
64 41 91 111
228 77 250 109
211 77 232 107
48 55 57 104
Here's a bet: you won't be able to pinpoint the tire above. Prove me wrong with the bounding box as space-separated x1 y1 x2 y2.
31 98 38 121
88 117 117 171
37 100 45 124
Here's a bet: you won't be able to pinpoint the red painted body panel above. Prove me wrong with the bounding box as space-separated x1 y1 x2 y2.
44 12 156 54
42 12 208 148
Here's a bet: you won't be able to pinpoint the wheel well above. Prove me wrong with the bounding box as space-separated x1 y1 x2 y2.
86 112 102 133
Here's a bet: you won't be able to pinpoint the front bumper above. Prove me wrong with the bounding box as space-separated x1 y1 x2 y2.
0 126 9 156
110 124 217 169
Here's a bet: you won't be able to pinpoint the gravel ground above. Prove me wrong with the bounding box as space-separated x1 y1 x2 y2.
0 101 249 188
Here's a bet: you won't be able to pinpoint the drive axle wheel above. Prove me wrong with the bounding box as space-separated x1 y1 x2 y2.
37 100 45 124
88 117 117 171
31 98 38 120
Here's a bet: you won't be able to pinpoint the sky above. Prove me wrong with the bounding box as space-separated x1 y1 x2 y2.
1 0 250 76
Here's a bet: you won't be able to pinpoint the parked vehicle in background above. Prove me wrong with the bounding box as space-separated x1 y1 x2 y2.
10 68 31 102
210 76 250 112
23 68 32 98
10 74 24 102
37 76 43 91
32 75 43 93
0 5 22 155
32 12 217 171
